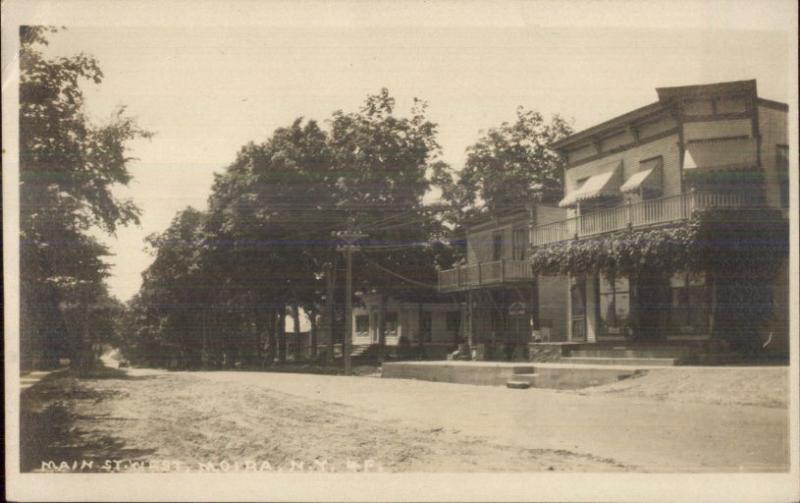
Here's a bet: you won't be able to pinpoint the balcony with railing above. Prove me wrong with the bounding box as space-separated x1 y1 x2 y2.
438 259 533 293
531 190 755 247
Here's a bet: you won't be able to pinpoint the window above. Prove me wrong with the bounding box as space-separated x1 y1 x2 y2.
492 232 503 261
420 311 432 343
383 312 398 336
777 145 789 209
355 315 369 335
512 227 527 260
598 275 630 335
638 156 663 200
669 273 709 333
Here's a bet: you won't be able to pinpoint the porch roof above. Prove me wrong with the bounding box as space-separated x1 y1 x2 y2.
559 161 623 208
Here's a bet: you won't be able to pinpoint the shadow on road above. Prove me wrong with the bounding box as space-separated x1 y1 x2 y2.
20 367 158 472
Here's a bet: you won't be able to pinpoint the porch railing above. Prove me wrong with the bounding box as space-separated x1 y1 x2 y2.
438 259 533 293
531 190 754 247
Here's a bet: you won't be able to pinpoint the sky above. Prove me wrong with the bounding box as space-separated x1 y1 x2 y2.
30 1 794 302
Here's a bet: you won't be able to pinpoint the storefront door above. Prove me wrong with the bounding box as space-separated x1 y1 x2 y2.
636 276 669 341
570 278 587 341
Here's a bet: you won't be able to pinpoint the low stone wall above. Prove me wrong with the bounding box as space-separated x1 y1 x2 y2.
382 361 534 386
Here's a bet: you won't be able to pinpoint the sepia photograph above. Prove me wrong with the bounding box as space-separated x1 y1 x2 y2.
2 0 798 501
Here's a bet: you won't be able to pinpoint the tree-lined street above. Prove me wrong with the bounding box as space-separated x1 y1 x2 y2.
22 362 788 473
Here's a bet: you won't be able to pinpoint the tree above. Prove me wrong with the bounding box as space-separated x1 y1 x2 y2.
456 107 572 214
128 90 455 368
134 208 208 367
328 90 453 294
19 26 150 370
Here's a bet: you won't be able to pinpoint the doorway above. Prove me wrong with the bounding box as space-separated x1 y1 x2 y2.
570 278 587 341
636 275 669 341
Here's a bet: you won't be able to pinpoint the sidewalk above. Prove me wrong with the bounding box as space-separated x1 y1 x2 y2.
20 370 58 391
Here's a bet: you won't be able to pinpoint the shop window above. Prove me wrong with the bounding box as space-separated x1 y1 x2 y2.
599 275 630 336
383 312 398 336
512 226 527 260
669 273 709 333
355 315 369 335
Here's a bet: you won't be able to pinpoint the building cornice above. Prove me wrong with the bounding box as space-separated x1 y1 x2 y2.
564 127 680 169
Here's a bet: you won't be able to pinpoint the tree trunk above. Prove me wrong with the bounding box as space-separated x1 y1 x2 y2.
73 305 96 373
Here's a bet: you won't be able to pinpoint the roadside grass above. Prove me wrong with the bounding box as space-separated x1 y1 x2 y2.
20 368 159 472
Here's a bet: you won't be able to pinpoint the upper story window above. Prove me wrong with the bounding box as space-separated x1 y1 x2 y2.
621 156 663 200
492 231 503 261
559 160 624 210
512 227 527 260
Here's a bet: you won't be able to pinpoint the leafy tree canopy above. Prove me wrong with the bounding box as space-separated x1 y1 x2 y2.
450 108 572 215
19 26 151 369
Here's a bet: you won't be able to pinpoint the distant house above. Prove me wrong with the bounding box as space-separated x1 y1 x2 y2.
533 80 789 352
350 292 462 360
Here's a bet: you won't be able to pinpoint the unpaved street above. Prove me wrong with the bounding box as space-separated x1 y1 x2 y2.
21 366 788 473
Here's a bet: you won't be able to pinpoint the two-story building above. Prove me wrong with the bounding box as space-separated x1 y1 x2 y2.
531 80 789 354
437 206 570 359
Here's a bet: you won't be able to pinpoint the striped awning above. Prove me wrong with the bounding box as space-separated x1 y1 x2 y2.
559 161 623 208
621 158 662 193
683 137 758 171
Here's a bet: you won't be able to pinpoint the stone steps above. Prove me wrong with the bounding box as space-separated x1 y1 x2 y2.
505 380 532 389
506 372 538 389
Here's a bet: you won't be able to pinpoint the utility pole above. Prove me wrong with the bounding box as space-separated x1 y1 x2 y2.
322 262 335 363
334 227 367 375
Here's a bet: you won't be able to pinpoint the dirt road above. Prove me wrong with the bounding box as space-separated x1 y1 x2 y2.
21 366 788 473
195 368 789 472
